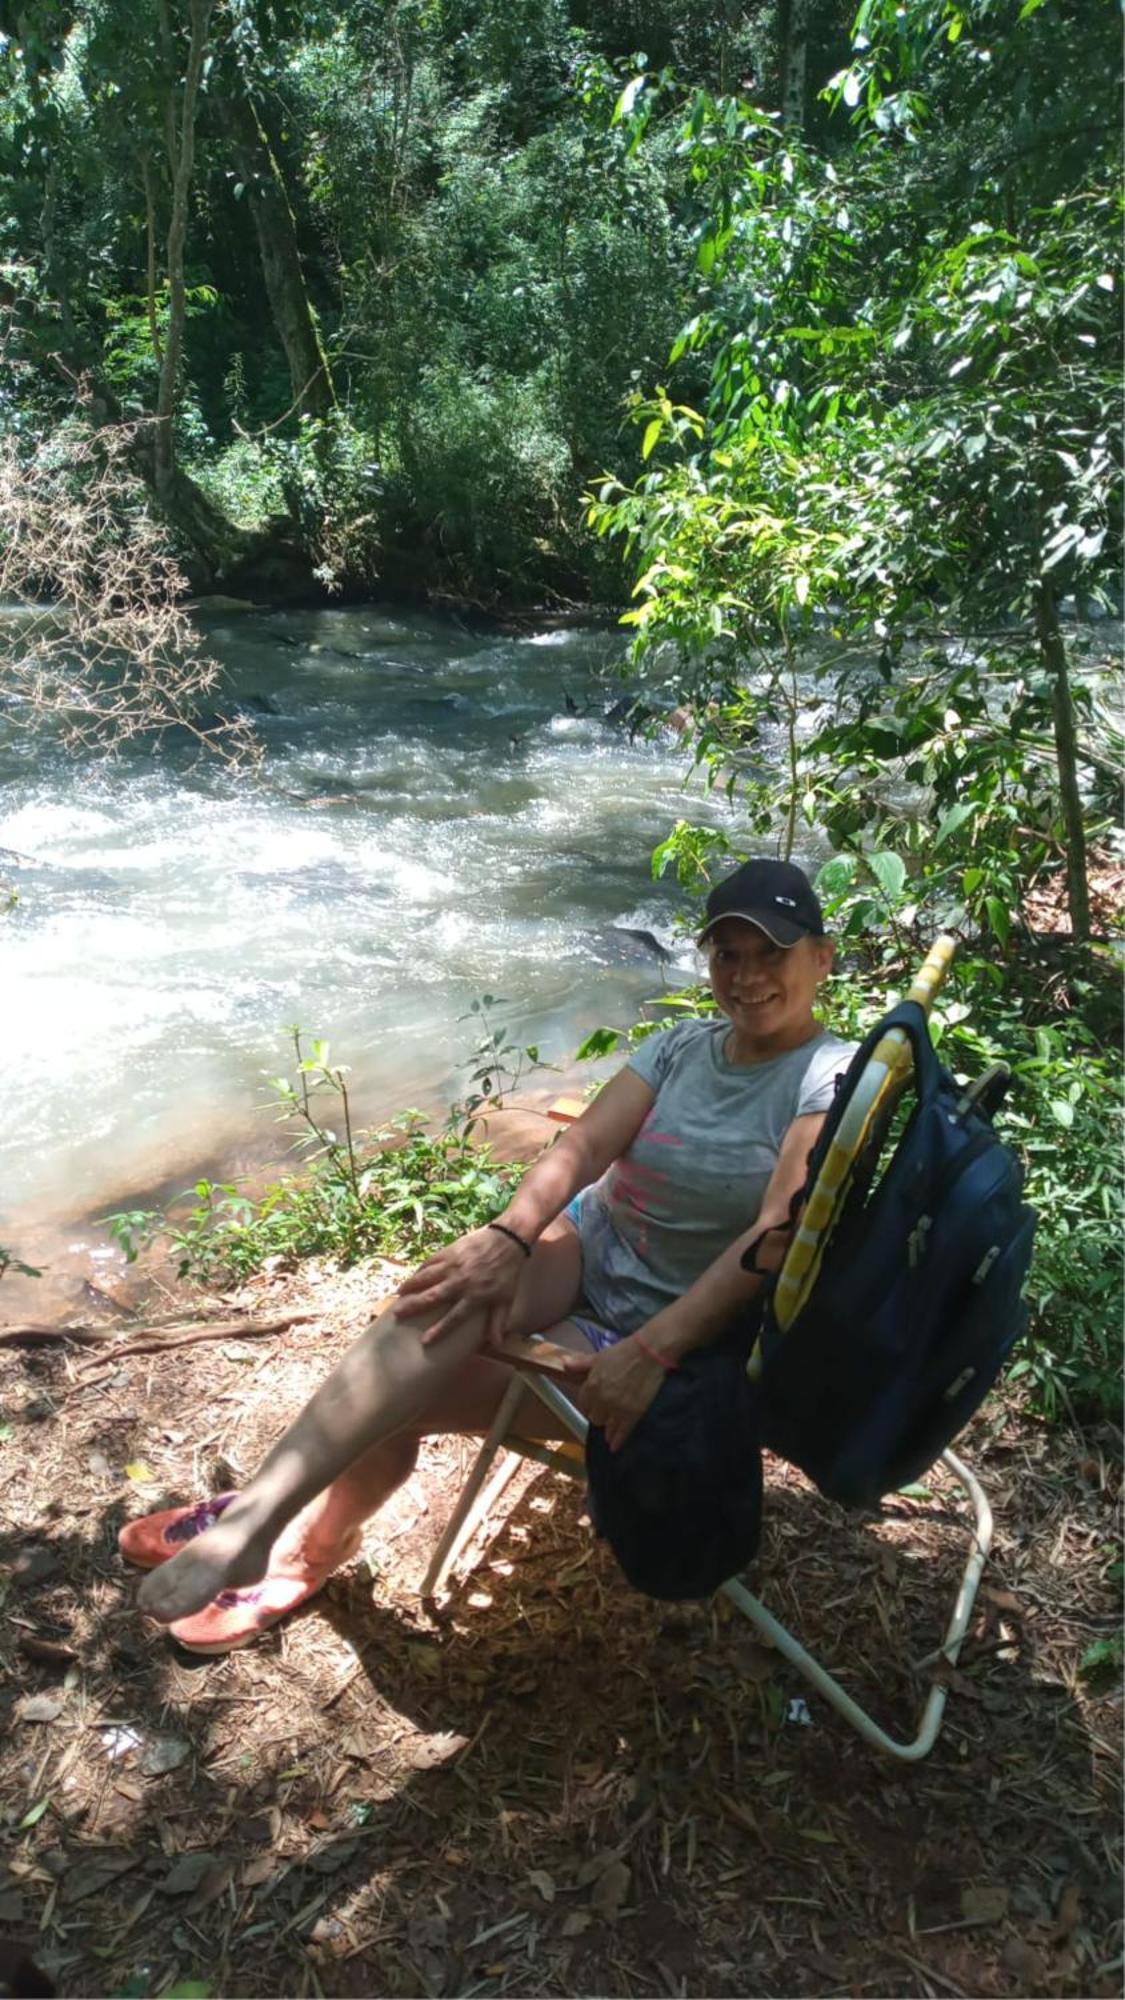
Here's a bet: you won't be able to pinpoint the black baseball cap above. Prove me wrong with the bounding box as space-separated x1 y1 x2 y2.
697 858 824 948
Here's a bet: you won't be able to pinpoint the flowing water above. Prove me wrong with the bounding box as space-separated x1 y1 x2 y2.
0 606 742 1309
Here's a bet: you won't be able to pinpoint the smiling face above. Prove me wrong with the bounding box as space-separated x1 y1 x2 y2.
705 918 835 1060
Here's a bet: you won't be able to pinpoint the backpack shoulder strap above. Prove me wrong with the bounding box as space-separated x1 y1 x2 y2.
801 999 942 1194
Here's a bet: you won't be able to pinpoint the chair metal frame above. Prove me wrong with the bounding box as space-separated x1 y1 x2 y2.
423 934 996 1761
421 1363 993 1763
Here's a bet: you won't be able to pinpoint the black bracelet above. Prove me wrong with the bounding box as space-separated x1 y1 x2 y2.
487 1220 533 1258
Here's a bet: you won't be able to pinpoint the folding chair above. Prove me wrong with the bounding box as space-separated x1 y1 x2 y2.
422 939 995 1762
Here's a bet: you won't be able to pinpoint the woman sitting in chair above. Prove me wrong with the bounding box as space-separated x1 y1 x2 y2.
125 857 855 1651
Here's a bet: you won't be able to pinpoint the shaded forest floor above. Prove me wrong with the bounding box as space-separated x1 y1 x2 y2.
2 1262 1121 2000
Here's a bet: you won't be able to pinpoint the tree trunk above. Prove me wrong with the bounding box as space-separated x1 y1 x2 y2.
778 0 810 131
220 87 335 419
77 372 293 591
154 0 214 507
41 159 80 355
141 151 163 365
1035 580 1091 942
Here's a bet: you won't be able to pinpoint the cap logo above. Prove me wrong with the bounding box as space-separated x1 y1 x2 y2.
774 895 797 907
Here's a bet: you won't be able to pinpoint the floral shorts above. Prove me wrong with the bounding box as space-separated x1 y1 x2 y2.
560 1192 622 1352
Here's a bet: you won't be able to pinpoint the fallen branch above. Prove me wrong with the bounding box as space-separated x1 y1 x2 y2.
0 1311 316 1361
78 1311 317 1367
0 1324 117 1348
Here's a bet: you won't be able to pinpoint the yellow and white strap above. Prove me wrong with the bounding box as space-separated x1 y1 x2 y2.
747 934 959 1378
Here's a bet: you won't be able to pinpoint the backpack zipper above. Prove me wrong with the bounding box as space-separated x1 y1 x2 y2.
907 1216 932 1267
902 1128 1003 1269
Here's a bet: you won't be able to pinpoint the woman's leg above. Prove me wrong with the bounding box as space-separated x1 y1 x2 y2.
276 1316 596 1568
137 1220 584 1623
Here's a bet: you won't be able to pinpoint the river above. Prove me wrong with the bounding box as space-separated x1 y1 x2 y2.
0 606 742 1314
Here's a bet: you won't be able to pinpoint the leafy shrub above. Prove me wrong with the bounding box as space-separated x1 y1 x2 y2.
107 1122 525 1287
192 436 288 530
389 363 572 596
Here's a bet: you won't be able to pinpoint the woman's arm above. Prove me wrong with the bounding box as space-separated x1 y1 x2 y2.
495 1065 656 1245
571 1109 825 1450
395 1064 655 1338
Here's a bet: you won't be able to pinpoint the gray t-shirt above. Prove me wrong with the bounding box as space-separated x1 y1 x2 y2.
573 1019 856 1333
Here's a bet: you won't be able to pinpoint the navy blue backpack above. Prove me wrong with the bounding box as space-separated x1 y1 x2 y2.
753 1000 1037 1508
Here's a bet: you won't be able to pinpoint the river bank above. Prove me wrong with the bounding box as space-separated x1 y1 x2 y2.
0 1060 608 1333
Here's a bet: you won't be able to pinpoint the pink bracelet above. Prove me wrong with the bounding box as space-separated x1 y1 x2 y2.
634 1333 678 1372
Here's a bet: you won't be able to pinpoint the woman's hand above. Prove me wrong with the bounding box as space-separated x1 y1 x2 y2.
396 1226 527 1347
564 1335 668 1454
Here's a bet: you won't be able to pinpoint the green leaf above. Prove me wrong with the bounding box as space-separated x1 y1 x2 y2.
576 1027 624 1061
641 419 662 461
815 855 857 901
612 75 644 126
1049 1099 1075 1128
866 851 907 900
935 801 974 846
19 1797 51 1829
1080 1634 1123 1679
984 895 1011 948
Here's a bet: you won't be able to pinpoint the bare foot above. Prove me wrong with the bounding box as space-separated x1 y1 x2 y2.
137 1507 275 1624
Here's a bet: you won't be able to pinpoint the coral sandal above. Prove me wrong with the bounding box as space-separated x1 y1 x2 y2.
118 1494 238 1569
167 1531 363 1655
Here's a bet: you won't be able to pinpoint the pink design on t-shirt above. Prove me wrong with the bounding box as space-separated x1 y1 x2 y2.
604 1115 685 1260
636 1108 684 1148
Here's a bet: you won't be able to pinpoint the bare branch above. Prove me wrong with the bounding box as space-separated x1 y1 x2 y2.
0 415 259 763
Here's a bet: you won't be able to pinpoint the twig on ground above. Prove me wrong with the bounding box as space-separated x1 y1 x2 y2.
1 1312 316 1359
892 1946 968 1997
77 1312 317 1368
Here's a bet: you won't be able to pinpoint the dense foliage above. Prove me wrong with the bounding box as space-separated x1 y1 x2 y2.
0 0 856 601
1 0 1118 614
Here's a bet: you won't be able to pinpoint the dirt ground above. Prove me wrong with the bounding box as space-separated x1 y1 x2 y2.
2 1262 1121 2000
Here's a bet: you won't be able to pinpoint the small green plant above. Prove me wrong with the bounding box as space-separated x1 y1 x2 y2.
266 1028 365 1192
1079 1633 1124 1688
104 1020 532 1286
448 993 554 1134
0 1244 42 1282
106 1122 527 1286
